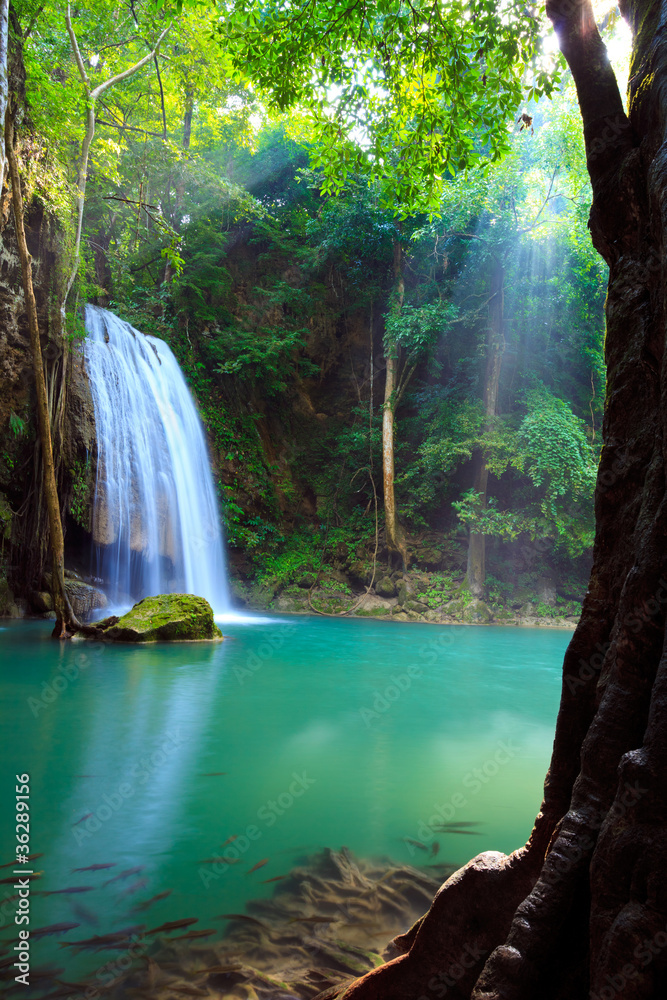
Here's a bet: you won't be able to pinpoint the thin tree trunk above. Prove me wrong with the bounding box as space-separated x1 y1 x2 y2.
466 263 505 598
5 111 81 638
382 239 407 568
64 6 170 300
163 86 193 288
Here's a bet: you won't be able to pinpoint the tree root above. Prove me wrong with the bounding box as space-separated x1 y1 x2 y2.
314 850 540 1000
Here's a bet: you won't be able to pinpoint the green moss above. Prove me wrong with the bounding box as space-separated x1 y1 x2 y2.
97 593 223 643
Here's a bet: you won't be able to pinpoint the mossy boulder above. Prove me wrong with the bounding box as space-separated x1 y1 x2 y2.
375 576 397 598
461 599 494 624
97 593 223 642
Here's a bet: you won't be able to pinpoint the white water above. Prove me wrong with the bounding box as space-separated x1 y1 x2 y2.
84 305 230 612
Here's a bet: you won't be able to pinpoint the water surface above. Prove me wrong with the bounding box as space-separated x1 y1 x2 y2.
0 616 569 977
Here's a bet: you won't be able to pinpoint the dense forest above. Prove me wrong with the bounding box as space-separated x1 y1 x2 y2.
4 2 667 1000
0 0 622 626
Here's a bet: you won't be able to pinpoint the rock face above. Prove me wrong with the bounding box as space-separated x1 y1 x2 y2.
97 593 223 642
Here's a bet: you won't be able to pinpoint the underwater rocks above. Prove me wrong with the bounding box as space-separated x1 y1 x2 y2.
94 593 223 642
90 847 455 1000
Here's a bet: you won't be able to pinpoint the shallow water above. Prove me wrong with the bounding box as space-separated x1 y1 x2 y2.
0 616 569 981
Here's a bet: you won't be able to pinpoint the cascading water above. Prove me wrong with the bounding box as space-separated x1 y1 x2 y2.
84 305 230 612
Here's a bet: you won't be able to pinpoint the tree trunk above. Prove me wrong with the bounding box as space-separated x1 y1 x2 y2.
163 86 194 287
466 263 505 598
5 110 81 638
382 239 408 569
316 4 667 999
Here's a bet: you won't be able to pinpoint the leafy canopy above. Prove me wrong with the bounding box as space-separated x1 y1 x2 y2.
222 0 561 214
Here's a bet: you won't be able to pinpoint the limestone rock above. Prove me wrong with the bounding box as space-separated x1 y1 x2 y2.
66 581 107 619
0 576 14 615
375 576 397 598
396 578 417 606
97 593 223 642
462 598 493 623
31 591 53 613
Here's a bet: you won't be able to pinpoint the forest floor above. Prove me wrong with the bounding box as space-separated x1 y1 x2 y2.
229 532 586 630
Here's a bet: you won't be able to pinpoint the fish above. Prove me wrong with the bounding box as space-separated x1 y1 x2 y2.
132 889 172 912
103 865 145 886
0 872 42 884
192 963 242 974
260 875 286 883
117 877 149 900
199 772 227 776
171 928 216 940
43 885 94 895
146 918 198 935
220 835 237 847
70 901 99 925
215 913 269 930
432 828 484 836
72 813 93 826
246 858 269 874
60 926 145 950
402 838 428 851
430 842 440 858
71 863 116 873
31 923 80 939
199 856 240 865
0 853 43 868
289 915 334 924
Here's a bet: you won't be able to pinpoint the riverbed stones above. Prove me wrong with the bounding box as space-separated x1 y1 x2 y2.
96 593 223 642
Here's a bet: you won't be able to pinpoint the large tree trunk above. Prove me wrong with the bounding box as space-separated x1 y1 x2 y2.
316 4 667 999
382 239 408 568
466 263 505 598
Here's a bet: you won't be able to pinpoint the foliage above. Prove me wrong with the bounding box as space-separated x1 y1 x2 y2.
224 0 562 214
68 457 93 530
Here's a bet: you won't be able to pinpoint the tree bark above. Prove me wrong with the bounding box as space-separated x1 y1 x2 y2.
382 239 408 569
5 110 81 637
466 263 505 598
316 4 667 999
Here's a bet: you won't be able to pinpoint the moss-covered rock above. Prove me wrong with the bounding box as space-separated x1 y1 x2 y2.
97 593 223 642
375 576 396 597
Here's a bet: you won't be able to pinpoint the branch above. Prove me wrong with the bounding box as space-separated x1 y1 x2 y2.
545 0 632 182
65 3 90 90
90 24 171 101
97 118 166 138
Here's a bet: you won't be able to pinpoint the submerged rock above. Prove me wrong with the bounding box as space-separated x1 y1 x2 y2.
96 593 223 642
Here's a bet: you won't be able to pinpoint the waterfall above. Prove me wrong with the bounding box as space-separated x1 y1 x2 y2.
84 305 230 612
